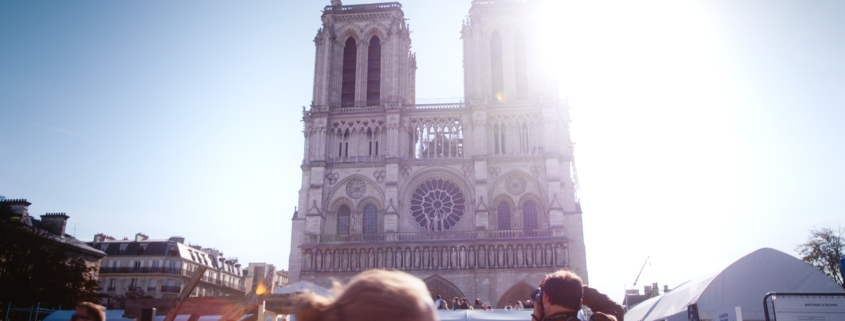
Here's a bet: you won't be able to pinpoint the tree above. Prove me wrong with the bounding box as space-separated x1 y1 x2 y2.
0 203 101 310
796 226 844 289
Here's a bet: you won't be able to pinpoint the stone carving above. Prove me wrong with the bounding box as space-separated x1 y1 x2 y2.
301 242 566 273
346 179 367 199
505 176 527 195
373 171 386 183
461 164 474 180
400 166 412 179
326 173 339 184
530 165 544 178
488 167 501 179
410 178 466 231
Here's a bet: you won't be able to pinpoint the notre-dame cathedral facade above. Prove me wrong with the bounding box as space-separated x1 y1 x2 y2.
288 0 587 307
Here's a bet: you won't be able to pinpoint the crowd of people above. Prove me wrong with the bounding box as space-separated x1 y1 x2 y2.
70 268 623 321
434 295 537 311
294 269 624 321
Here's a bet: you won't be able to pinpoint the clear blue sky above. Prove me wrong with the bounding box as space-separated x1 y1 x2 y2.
2 0 844 303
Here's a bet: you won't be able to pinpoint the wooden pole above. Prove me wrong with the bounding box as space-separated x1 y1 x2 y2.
163 266 207 321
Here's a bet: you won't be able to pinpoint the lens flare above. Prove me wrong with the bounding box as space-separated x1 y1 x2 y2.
256 282 268 295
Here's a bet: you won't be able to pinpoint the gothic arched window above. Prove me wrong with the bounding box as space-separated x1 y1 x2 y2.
497 201 511 230
367 36 381 106
363 204 378 234
523 201 538 230
490 32 504 102
514 30 528 100
337 205 351 234
341 37 357 107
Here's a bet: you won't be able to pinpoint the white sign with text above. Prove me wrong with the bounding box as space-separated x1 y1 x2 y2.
771 296 845 321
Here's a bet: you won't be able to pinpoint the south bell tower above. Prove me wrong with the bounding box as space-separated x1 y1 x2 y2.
289 0 587 307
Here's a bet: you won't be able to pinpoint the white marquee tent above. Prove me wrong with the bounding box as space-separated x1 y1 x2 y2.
625 248 845 321
272 280 332 297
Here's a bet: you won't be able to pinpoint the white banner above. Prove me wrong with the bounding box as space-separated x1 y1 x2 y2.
772 296 845 321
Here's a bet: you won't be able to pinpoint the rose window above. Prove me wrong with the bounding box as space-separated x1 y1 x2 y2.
410 178 466 231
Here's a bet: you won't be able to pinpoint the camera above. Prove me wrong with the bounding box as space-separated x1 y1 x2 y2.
531 287 543 309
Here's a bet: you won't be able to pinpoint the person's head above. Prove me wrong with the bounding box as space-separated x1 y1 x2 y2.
474 298 482 305
453 297 459 302
487 305 492 310
538 270 583 312
516 301 522 306
437 295 442 300
293 269 438 321
72 302 105 321
461 297 467 302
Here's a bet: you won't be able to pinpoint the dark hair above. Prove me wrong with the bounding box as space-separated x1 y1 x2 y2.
540 270 583 310
437 295 442 299
76 302 105 321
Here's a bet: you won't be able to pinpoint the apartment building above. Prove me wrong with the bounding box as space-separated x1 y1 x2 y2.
89 233 245 298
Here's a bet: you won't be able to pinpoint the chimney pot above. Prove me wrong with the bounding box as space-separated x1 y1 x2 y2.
40 213 70 236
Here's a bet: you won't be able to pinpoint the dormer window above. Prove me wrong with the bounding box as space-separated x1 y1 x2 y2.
119 244 127 255
137 244 147 255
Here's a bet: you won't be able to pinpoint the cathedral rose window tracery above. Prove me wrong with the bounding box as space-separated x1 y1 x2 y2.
505 176 527 195
346 179 367 199
410 178 466 231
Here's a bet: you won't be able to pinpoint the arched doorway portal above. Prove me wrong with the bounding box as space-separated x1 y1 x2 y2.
424 275 465 302
497 281 534 308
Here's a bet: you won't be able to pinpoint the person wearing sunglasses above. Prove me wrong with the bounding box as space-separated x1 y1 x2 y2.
530 270 624 321
71 302 105 321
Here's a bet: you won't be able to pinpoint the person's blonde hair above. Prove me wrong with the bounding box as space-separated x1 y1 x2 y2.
293 269 438 321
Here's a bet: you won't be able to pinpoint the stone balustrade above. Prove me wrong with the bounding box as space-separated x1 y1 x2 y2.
323 2 402 14
406 102 466 110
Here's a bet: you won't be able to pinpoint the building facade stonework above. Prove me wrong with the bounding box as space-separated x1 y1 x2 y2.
288 0 587 307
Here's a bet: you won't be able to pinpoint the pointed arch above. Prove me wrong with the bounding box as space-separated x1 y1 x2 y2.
522 200 538 230
341 37 357 107
423 275 465 302
490 31 504 102
367 36 381 106
513 29 529 100
497 200 511 230
497 281 535 308
362 203 378 234
337 204 351 234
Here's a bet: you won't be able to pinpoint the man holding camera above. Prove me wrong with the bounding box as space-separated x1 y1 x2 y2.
531 270 625 321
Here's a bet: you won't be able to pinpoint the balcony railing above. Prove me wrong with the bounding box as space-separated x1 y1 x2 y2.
161 285 180 293
99 266 188 275
147 287 157 292
99 267 245 291
304 228 562 244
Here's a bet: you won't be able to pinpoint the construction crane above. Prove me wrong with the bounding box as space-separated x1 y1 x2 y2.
625 256 650 311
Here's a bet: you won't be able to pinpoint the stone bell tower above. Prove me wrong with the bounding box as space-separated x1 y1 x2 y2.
288 0 587 308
